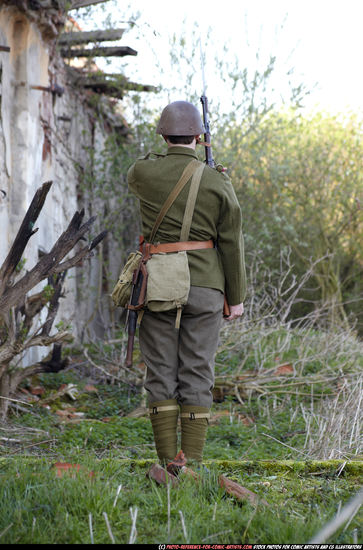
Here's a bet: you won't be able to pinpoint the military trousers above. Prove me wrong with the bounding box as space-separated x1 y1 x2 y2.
139 286 224 408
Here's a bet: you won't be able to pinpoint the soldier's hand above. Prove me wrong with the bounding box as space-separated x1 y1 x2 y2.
225 302 244 321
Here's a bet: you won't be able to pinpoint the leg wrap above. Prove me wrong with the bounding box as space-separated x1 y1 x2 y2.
180 404 210 463
149 399 179 463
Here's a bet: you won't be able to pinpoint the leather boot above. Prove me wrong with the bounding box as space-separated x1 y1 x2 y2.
180 404 210 463
149 399 179 463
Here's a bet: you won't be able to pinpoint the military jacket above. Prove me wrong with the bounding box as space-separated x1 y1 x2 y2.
127 146 246 305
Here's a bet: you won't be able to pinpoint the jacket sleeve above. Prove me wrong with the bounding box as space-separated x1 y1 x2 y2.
127 163 138 196
217 176 247 305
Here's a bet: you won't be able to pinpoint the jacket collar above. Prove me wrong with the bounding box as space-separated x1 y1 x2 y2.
166 146 198 159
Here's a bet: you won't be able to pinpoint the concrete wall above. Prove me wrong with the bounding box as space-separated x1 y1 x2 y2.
0 5 125 364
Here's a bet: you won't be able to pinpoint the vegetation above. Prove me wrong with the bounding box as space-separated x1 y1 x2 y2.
216 110 363 331
0 453 361 544
1 3 362 545
1 306 362 543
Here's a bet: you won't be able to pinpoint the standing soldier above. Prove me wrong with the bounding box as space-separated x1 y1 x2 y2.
127 100 246 466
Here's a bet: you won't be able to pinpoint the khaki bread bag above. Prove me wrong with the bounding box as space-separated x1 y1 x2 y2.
145 160 205 327
111 250 142 308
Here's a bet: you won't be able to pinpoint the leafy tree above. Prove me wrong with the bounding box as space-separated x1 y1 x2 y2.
216 109 363 329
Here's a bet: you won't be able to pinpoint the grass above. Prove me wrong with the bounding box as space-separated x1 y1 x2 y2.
1 383 362 544
1 321 362 544
0 456 362 544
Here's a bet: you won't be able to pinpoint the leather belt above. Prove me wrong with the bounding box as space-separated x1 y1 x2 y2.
146 239 214 254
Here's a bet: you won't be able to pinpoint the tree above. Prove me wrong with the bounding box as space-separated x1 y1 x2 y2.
216 110 363 329
0 181 107 418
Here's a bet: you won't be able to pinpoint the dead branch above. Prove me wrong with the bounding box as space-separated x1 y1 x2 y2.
0 182 107 418
0 181 52 296
0 207 106 315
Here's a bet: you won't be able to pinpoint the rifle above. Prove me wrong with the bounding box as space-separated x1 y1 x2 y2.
199 44 229 317
200 90 225 173
200 95 230 319
125 259 148 367
200 95 215 168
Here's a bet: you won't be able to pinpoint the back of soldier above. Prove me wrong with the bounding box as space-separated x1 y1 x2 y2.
127 100 246 467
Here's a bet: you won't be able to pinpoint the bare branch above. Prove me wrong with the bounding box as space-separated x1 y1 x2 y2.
0 181 52 296
0 209 106 315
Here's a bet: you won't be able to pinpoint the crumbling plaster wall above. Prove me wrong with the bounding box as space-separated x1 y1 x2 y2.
0 5 116 363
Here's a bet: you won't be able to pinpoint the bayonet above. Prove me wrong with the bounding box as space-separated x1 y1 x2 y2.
199 40 226 173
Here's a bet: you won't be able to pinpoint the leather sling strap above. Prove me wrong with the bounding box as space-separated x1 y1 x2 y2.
149 159 202 244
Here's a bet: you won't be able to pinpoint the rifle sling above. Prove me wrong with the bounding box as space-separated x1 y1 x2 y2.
148 159 203 244
180 161 205 242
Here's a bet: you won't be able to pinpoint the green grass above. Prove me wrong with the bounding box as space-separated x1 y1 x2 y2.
1 326 362 545
0 456 362 544
1 395 311 462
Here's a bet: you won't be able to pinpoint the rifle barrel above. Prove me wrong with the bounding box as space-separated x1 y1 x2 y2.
200 95 215 167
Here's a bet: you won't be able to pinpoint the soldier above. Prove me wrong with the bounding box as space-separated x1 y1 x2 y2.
127 100 246 466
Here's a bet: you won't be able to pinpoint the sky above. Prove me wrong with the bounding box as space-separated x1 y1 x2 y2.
79 0 363 116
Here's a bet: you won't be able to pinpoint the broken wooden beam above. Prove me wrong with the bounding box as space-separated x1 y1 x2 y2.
75 76 158 97
60 46 137 58
69 0 110 9
58 28 125 46
30 84 65 97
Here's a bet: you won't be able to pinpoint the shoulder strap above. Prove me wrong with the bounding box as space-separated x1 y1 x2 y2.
149 159 201 243
180 162 205 241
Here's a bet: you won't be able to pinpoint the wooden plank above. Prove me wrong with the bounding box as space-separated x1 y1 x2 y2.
75 75 158 95
58 28 125 45
60 46 137 58
69 0 110 9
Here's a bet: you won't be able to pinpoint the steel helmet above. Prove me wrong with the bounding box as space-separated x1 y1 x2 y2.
156 100 205 135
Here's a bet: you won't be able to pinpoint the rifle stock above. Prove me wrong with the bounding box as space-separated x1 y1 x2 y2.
125 261 147 367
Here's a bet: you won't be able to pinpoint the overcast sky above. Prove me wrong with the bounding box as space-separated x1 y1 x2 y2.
81 0 363 115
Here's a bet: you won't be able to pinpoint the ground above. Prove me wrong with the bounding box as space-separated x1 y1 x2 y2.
0 367 361 544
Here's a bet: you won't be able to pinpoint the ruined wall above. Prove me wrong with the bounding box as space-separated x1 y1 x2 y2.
0 4 124 363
